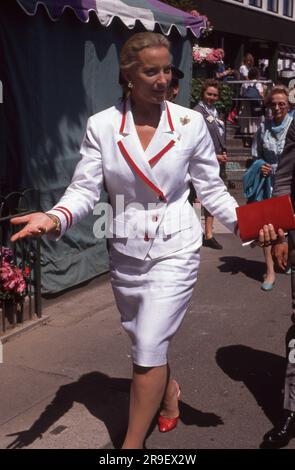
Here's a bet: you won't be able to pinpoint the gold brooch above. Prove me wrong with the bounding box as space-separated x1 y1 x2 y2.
180 116 190 126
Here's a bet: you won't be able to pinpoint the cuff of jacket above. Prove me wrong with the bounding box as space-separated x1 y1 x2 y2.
46 206 73 240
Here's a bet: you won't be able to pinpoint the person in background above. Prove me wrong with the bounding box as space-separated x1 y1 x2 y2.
272 83 295 119
215 49 235 82
239 67 264 148
256 115 295 446
194 79 228 250
239 53 254 80
216 49 240 125
167 65 184 101
252 85 293 291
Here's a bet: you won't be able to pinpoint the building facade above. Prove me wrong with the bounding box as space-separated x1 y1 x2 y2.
224 0 294 20
195 0 295 81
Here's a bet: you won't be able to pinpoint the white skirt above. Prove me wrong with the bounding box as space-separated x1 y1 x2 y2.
110 245 200 367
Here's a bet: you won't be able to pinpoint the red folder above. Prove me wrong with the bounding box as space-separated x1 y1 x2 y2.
236 195 295 243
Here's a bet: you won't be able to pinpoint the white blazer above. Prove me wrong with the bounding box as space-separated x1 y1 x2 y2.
48 99 238 260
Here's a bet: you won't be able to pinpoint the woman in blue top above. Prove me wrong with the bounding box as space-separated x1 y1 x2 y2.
252 85 293 290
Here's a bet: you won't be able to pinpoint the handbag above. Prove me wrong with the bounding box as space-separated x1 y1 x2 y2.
236 195 295 243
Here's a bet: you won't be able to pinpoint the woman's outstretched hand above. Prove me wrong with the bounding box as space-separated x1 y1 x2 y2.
10 212 57 242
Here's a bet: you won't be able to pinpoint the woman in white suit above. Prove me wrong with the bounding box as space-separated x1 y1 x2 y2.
11 33 239 449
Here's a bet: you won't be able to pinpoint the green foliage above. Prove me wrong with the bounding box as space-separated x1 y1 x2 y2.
191 78 203 107
191 78 234 119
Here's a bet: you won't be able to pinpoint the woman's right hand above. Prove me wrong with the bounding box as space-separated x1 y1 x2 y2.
260 164 272 177
10 212 57 242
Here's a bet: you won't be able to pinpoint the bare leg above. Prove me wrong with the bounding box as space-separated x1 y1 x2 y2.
160 377 180 418
122 364 168 449
204 214 214 239
263 245 275 284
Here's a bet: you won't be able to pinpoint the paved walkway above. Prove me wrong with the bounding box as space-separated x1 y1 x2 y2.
1 200 294 449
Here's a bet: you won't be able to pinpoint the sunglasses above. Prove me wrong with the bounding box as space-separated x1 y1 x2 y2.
206 93 219 97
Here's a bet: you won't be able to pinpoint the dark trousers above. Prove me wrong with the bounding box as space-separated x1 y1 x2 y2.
284 232 295 411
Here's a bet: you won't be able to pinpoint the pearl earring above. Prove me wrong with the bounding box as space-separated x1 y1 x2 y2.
128 82 133 89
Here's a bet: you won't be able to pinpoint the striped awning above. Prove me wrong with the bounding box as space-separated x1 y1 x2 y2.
16 0 207 38
279 44 295 60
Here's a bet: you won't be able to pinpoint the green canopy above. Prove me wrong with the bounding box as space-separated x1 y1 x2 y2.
1 0 204 293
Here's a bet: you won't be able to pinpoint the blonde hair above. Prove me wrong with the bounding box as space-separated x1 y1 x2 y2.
243 53 254 67
119 32 171 98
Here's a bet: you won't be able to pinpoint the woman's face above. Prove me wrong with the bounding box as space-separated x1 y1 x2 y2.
270 93 290 124
203 86 219 107
126 46 172 106
245 57 252 67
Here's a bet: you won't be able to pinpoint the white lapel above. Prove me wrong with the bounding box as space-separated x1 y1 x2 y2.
116 99 177 201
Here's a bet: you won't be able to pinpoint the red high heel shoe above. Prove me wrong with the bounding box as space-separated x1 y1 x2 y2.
158 380 181 433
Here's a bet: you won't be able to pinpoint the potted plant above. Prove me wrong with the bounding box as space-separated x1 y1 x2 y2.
192 46 224 65
192 46 225 79
0 247 27 325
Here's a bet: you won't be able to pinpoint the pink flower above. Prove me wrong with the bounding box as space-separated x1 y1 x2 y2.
190 10 200 17
0 261 13 280
1 247 14 262
0 254 27 298
16 280 26 295
192 46 224 64
3 278 17 291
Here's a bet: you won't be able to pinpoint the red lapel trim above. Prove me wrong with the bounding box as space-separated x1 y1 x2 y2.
117 100 175 200
148 139 175 167
119 101 127 134
117 140 167 202
165 101 174 132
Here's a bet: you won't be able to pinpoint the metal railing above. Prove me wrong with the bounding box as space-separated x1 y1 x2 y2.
0 189 41 334
223 80 274 188
226 79 274 137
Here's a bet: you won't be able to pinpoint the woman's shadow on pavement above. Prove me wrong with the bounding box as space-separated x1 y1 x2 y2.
6 371 224 449
216 345 286 428
217 256 266 282
6 372 130 450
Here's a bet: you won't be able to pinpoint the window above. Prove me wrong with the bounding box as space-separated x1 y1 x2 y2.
267 0 278 12
249 0 262 7
283 0 293 17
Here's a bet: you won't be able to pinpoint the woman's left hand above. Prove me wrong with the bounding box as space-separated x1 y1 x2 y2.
217 153 228 163
261 164 272 177
257 224 285 247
